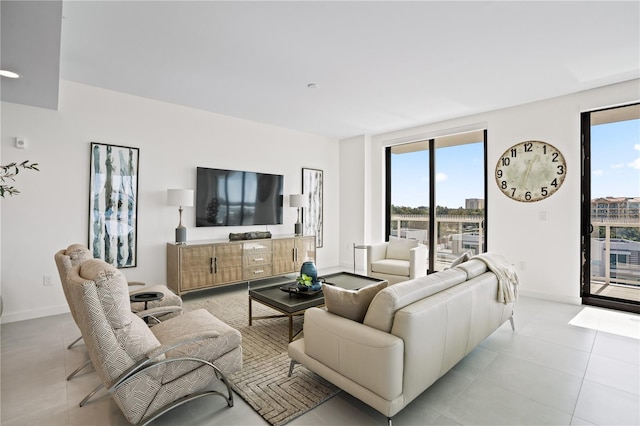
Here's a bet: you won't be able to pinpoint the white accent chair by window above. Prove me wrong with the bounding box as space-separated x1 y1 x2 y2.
366 236 427 284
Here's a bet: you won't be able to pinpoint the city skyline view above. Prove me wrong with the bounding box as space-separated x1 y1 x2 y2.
392 118 639 209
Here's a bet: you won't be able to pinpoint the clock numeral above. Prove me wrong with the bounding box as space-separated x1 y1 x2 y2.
551 152 559 162
524 142 533 152
501 157 510 166
501 181 508 189
543 145 547 155
550 178 558 187
510 188 516 197
541 187 548 197
556 164 564 175
496 170 503 178
525 192 532 201
510 148 517 157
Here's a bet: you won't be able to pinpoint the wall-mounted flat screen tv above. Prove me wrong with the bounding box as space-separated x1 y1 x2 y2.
196 167 283 227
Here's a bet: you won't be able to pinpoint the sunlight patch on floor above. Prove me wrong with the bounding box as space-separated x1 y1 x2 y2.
569 307 640 340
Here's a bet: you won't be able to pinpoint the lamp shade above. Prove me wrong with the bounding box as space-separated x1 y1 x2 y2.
289 194 308 208
167 189 194 207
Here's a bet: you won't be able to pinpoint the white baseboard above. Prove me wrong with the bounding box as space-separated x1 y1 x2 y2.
518 289 582 306
0 304 70 324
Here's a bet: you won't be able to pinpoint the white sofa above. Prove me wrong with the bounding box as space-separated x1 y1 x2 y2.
366 236 427 284
288 254 517 425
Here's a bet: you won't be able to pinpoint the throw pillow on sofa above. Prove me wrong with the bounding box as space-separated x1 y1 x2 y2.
386 236 419 261
322 280 389 322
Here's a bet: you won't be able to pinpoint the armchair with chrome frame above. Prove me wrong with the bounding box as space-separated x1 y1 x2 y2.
54 244 184 406
66 258 242 424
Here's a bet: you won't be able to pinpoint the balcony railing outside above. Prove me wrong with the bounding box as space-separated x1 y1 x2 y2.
590 218 640 302
391 214 484 271
390 214 640 302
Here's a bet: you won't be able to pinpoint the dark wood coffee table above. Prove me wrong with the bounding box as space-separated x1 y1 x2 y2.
248 272 386 342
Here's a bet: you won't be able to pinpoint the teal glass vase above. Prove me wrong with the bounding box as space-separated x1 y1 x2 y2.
300 261 320 290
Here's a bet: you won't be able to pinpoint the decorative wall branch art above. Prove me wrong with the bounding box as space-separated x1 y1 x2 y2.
302 168 323 248
89 143 139 268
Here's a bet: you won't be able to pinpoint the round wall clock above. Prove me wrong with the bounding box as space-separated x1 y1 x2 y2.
495 140 567 202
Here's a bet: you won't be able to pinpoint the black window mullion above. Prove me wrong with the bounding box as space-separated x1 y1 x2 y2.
428 138 436 273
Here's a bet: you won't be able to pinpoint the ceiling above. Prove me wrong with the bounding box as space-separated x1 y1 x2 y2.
2 1 639 139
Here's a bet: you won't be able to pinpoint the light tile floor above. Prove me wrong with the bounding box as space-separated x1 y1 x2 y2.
1 291 639 426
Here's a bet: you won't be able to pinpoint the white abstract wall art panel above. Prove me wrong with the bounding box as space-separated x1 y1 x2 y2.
89 142 139 267
302 168 323 248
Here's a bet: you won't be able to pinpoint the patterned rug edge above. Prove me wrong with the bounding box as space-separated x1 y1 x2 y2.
230 380 340 426
183 290 341 426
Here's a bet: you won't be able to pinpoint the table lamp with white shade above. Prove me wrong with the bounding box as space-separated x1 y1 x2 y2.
289 194 308 236
167 189 194 244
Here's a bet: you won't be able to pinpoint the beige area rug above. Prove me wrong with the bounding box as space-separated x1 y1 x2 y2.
183 289 340 426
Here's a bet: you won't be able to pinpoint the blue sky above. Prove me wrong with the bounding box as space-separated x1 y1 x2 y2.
392 118 639 208
591 119 640 199
392 142 484 208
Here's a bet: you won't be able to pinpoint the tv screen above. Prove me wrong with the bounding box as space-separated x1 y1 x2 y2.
196 167 283 227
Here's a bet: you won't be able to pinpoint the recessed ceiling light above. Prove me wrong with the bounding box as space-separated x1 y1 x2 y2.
307 83 319 89
0 70 20 79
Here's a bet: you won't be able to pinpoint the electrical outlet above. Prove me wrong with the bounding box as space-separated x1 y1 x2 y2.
43 275 53 286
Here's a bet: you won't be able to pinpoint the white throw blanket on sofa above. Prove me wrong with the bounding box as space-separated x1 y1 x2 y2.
473 252 519 304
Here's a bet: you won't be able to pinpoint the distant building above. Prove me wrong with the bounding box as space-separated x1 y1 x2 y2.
591 197 640 219
465 198 484 210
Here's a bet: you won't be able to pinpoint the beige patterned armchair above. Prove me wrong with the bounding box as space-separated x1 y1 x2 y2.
66 258 242 425
55 244 183 327
54 243 184 406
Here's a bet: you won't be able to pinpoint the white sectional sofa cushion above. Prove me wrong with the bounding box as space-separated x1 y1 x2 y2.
363 268 467 332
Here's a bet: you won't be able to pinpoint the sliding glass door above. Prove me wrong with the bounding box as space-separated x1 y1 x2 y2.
581 103 640 313
387 130 487 273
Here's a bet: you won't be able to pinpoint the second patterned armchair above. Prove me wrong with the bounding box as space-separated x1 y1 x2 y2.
66 258 242 424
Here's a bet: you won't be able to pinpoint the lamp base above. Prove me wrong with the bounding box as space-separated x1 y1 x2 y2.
294 222 303 236
175 227 187 244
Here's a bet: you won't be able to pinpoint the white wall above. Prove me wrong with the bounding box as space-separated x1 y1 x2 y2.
339 135 364 271
1 80 339 323
3 79 638 322
346 79 639 305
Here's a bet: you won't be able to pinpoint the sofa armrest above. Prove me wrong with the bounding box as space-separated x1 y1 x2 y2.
366 243 388 275
409 244 428 279
302 307 404 401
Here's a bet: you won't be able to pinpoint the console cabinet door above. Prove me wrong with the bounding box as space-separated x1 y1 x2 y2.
180 246 214 291
213 243 243 285
272 239 296 275
295 236 316 270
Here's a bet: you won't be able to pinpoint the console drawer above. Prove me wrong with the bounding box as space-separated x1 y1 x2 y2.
244 252 272 266
244 265 273 280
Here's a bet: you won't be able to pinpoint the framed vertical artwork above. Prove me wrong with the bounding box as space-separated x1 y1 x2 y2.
89 142 139 268
302 167 323 248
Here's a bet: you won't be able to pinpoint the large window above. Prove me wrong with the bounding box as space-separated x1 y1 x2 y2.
386 130 487 273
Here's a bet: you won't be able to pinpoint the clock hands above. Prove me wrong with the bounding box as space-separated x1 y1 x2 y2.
521 156 536 188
